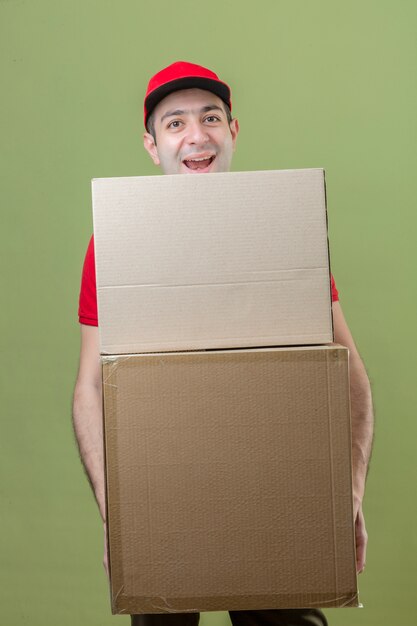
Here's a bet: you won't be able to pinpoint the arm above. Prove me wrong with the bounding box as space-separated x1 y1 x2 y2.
332 300 374 572
72 325 106 522
332 301 374 509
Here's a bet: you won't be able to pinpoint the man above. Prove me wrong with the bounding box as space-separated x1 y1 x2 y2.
72 61 374 626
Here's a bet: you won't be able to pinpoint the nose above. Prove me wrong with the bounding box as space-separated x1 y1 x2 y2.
185 119 210 144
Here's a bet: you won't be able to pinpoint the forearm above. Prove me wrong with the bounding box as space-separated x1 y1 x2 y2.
349 352 374 507
72 381 106 522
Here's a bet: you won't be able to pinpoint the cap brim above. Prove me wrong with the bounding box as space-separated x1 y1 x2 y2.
145 77 231 127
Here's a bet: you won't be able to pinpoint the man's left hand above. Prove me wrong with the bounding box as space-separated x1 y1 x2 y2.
355 504 368 574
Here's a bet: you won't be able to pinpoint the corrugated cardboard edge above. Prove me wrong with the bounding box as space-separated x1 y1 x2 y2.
101 354 128 613
324 346 359 608
323 169 335 342
99 331 334 356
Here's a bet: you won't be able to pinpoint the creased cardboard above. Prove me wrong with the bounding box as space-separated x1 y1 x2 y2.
102 344 358 614
92 169 333 354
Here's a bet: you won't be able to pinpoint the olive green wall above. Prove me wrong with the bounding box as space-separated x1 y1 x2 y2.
1 1 416 624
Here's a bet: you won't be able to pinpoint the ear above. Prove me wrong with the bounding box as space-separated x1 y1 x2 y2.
143 132 160 165
229 118 239 151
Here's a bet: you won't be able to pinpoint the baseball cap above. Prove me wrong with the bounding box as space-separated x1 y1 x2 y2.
144 61 232 129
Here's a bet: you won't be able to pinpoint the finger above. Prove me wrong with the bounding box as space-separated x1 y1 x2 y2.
356 533 367 573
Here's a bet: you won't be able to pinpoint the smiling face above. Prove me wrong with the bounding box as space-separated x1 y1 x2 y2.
143 88 239 175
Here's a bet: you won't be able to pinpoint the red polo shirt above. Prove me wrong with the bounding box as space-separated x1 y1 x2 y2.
78 235 340 327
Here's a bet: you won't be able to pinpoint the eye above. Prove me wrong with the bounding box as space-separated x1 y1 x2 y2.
204 115 221 123
167 120 183 129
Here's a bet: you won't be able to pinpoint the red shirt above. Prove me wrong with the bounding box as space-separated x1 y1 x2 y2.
78 235 339 326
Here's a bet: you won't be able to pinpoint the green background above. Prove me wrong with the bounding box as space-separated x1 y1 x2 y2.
1 0 416 624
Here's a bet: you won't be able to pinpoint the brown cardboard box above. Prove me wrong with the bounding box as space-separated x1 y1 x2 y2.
102 344 358 614
92 168 334 354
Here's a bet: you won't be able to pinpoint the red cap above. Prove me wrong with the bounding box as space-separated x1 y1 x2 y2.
144 61 232 129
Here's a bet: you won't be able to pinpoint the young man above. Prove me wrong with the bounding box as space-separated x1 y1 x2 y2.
73 61 374 626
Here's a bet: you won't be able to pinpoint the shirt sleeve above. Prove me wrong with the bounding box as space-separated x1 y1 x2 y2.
330 273 339 302
78 234 98 326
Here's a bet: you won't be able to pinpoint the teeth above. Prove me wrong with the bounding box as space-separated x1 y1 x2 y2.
186 156 212 162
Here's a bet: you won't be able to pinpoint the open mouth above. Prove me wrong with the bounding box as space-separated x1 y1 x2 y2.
183 156 215 171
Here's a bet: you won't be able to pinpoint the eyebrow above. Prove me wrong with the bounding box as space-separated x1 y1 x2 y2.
160 104 224 124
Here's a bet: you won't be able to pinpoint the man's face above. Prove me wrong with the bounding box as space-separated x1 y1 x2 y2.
143 88 239 175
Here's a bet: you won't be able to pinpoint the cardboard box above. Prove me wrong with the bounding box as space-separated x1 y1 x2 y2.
92 168 334 354
102 344 358 614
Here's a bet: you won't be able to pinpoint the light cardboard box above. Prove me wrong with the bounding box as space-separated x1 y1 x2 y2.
102 344 358 614
93 168 334 354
